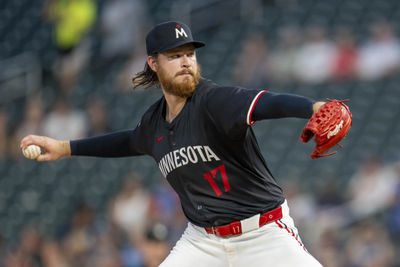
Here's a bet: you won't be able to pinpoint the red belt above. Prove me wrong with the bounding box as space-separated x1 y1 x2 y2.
205 206 283 237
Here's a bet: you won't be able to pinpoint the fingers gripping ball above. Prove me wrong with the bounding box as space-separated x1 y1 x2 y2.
300 99 352 159
22 145 42 159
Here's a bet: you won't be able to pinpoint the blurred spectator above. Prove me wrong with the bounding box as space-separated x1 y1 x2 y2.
43 0 97 92
385 161 400 244
148 178 187 244
43 98 88 140
331 28 358 81
10 96 44 159
346 155 398 218
40 241 70 267
0 235 6 263
268 26 301 83
315 179 344 208
140 223 170 267
293 25 336 84
85 97 110 136
283 180 318 246
5 225 43 267
99 0 149 61
15 96 44 137
120 241 143 267
0 108 9 159
87 233 122 267
283 180 317 230
60 203 99 266
345 221 395 267
115 49 148 93
232 33 269 88
313 229 343 267
356 21 400 80
119 222 170 267
148 178 181 224
110 172 150 242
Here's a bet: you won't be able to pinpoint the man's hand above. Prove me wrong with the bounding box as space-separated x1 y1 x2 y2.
20 135 71 161
312 101 326 113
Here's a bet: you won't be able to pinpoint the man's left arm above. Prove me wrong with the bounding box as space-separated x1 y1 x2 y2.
251 92 325 121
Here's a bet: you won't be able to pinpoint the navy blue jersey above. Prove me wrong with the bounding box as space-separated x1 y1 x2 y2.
132 78 285 227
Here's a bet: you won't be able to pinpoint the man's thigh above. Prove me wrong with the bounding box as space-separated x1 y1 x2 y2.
159 223 228 267
232 217 322 267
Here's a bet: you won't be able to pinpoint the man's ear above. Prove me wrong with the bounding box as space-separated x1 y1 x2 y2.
147 56 158 72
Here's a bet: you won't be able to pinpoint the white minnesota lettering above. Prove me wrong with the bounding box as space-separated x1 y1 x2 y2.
158 145 221 177
179 147 189 165
193 146 207 161
204 146 220 161
173 150 182 168
187 146 198 163
166 153 175 170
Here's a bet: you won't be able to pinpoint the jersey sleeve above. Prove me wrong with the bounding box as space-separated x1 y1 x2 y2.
251 92 315 120
70 120 150 157
204 86 266 138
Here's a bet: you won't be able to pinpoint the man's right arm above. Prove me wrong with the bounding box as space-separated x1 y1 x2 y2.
70 130 141 157
20 129 142 162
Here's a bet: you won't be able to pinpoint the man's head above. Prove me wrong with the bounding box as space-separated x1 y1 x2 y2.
132 21 205 96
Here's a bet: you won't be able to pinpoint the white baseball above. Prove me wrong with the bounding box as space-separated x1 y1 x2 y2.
22 145 41 159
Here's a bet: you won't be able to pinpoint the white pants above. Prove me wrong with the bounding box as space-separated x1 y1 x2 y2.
160 201 322 267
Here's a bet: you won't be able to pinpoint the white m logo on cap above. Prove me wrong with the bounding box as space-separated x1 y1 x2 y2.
175 28 188 38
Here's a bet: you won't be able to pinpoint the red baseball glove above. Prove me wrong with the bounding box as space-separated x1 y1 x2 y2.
300 99 352 159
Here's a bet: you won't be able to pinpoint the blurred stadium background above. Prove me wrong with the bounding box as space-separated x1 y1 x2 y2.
1 0 400 266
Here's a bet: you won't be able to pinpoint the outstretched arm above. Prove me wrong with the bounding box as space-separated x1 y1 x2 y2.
20 129 143 162
251 92 324 121
69 130 140 157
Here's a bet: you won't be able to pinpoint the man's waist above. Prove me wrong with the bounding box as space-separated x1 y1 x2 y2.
204 204 284 237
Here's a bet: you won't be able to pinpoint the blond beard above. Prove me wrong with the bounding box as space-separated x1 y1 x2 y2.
157 64 201 98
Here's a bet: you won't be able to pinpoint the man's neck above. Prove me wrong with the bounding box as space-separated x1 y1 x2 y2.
163 90 187 123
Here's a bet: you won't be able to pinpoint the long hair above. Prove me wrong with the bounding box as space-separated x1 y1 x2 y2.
132 58 159 89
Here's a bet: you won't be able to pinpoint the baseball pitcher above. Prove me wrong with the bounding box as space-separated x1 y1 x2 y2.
21 21 351 267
